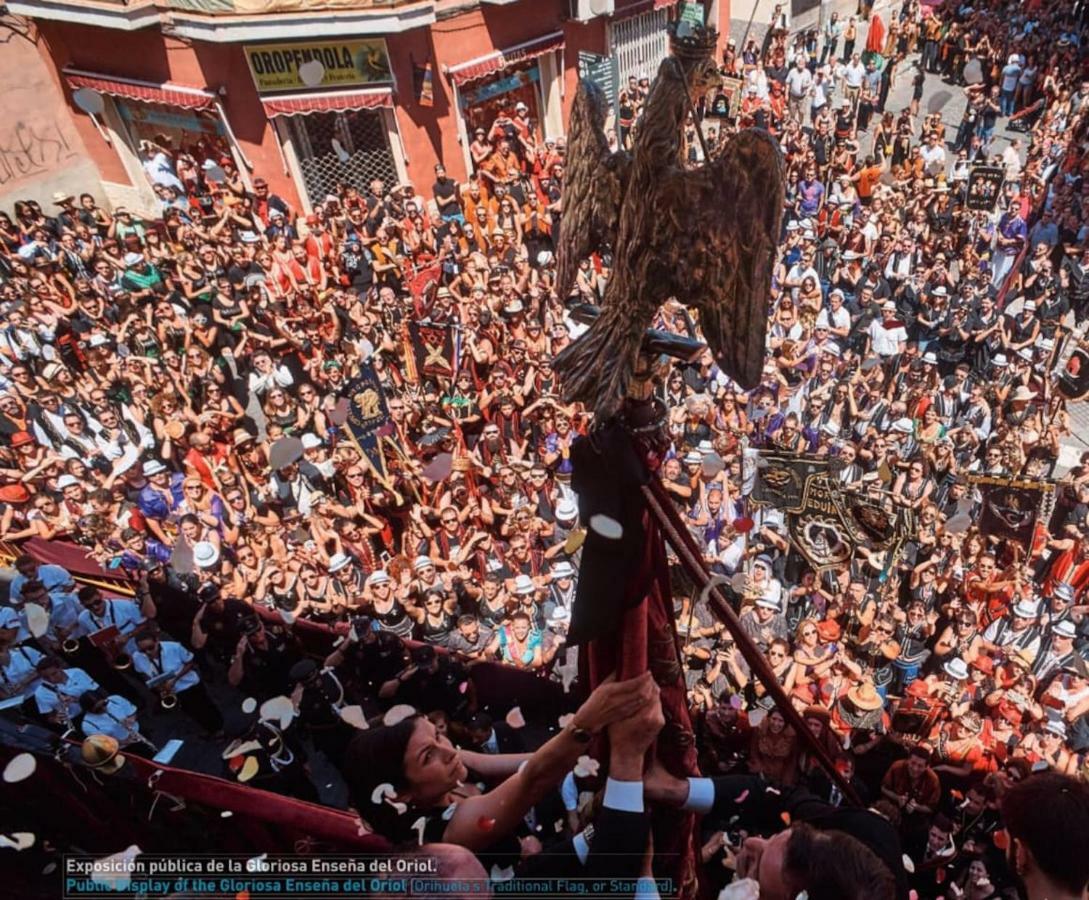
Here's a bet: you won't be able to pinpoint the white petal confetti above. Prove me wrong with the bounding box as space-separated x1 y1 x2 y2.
338 705 369 730
558 713 575 729
2 754 36 784
90 846 142 891
573 755 599 778
370 783 396 805
505 707 526 729
490 864 515 883
901 854 916 874
589 514 623 540
258 696 295 729
241 697 257 714
383 704 417 727
0 833 35 851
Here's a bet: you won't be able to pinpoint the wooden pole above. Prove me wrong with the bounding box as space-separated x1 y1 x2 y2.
641 477 862 806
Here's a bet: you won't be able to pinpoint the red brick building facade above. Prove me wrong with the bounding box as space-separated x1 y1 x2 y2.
15 0 729 214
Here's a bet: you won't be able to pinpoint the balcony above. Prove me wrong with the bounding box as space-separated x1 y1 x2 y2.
6 0 161 31
9 0 438 39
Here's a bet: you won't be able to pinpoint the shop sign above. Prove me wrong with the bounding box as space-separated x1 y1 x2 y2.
245 39 392 93
458 67 540 109
118 103 225 137
578 51 618 111
679 1 705 27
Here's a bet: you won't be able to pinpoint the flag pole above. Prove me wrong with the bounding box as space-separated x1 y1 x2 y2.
640 476 862 806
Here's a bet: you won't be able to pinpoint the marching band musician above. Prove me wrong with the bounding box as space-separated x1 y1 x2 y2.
132 626 222 736
75 584 156 656
33 656 98 729
78 688 155 758
0 606 43 702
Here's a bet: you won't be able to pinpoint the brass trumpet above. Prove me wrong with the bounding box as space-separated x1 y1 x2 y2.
61 637 80 655
112 651 132 671
159 688 177 710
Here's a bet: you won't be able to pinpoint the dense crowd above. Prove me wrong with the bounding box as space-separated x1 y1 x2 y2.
3 0 1089 897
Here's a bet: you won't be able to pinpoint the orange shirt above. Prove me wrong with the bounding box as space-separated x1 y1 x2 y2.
857 165 883 199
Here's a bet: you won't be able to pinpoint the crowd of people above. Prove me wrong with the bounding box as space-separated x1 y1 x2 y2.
3 0 1089 897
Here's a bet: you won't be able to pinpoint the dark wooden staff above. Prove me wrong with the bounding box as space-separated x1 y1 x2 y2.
640 476 862 805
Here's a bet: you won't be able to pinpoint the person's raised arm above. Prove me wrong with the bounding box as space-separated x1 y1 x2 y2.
442 673 656 851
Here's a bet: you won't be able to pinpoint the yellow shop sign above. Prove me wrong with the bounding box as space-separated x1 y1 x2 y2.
245 39 392 93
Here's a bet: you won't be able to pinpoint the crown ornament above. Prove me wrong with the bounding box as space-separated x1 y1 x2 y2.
668 20 718 64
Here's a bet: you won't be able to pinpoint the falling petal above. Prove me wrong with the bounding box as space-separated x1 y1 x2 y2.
241 698 257 714
411 817 427 846
237 892 251 900
258 696 295 729
237 757 260 783
554 819 565 833
505 707 526 729
992 829 1009 850
42 862 56 875
3 754 36 784
0 833 34 851
765 786 781 796
589 514 623 540
458 681 469 694
227 755 244 772
338 705 369 730
24 604 49 638
558 713 575 729
371 783 396 805
90 846 142 891
386 799 408 815
489 864 515 883
780 812 792 825
573 755 599 779
733 789 749 803
383 704 417 727
441 803 458 821
221 811 233 818
901 854 916 874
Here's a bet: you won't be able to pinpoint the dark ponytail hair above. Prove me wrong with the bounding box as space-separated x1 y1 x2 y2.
343 715 421 838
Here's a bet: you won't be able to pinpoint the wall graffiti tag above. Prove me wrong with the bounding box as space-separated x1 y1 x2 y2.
0 120 77 187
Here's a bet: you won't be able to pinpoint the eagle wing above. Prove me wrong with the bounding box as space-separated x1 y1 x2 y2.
669 128 785 390
555 79 631 303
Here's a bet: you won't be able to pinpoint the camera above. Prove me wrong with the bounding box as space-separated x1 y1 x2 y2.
196 581 221 604
240 615 262 637
350 615 374 639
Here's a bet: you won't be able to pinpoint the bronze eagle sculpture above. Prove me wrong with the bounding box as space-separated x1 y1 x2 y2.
553 24 786 419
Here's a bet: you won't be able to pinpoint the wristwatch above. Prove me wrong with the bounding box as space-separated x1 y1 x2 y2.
567 722 593 744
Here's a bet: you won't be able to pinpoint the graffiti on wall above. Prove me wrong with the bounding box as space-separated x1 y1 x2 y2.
0 119 77 186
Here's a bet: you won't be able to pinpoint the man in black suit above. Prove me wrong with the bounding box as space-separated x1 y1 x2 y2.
646 766 903 900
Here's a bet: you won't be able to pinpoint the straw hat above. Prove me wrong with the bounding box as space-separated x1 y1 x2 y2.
81 734 126 775
845 681 884 711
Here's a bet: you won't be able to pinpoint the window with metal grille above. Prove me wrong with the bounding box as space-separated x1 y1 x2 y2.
610 8 670 85
285 109 397 206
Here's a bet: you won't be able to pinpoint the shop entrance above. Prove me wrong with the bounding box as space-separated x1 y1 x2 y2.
284 108 398 205
459 64 544 139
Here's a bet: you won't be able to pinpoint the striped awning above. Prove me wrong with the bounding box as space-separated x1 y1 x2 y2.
64 68 215 110
260 88 394 117
447 31 564 87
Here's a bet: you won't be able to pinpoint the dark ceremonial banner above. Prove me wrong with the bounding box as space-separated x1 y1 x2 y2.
969 474 1053 549
408 320 456 379
966 165 1005 211
342 364 391 478
751 452 830 513
786 474 914 573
